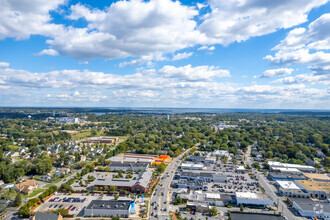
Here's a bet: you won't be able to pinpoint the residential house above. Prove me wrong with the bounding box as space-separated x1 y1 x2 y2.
14 179 38 195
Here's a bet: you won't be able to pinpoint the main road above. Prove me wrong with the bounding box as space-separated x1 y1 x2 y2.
245 145 303 220
149 145 199 220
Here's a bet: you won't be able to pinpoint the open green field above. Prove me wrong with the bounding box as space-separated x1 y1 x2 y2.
71 129 128 141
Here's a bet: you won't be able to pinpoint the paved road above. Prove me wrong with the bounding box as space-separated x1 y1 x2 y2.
245 145 303 220
149 146 197 220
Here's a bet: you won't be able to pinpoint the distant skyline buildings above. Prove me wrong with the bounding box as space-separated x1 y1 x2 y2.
0 0 329 109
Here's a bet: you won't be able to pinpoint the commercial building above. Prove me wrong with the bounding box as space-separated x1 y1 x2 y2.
31 213 62 220
268 161 315 172
179 190 223 206
268 172 306 181
177 171 226 183
296 179 330 200
173 180 206 190
271 167 301 174
84 200 133 218
110 153 158 164
93 169 153 193
289 198 330 219
235 192 273 206
109 161 149 171
181 163 204 170
83 137 119 144
230 212 285 220
303 173 330 182
152 155 171 165
276 180 308 197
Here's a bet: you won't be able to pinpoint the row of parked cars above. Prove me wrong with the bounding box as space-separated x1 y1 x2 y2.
49 197 86 203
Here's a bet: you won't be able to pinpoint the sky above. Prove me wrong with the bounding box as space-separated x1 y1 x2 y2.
0 0 329 109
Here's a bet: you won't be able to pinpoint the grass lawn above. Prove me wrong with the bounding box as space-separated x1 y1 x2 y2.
43 184 55 188
71 129 128 141
71 129 104 140
23 189 45 199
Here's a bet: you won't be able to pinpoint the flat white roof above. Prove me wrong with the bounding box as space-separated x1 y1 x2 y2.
276 180 301 190
205 193 221 199
181 163 204 168
272 167 301 173
236 192 258 199
268 161 315 169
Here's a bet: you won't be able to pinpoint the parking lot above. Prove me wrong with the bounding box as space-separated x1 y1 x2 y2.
34 193 134 217
171 161 260 195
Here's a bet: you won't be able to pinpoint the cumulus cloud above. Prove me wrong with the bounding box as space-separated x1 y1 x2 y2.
158 64 230 81
0 65 328 108
271 74 330 85
48 0 206 60
265 13 330 76
0 0 65 40
1 0 326 63
256 68 294 78
35 49 59 56
198 0 329 45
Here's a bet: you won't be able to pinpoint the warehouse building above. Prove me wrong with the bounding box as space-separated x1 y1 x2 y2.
84 200 133 217
181 163 204 170
276 180 308 197
109 161 149 171
235 192 273 206
176 171 227 183
230 212 285 220
268 161 315 172
268 172 306 181
296 179 330 200
289 198 330 219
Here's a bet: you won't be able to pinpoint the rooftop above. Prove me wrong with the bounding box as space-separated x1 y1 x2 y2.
33 213 61 220
268 161 315 170
86 200 132 210
296 180 330 193
303 173 330 181
276 180 301 190
269 172 306 180
230 212 284 220
235 192 271 201
290 198 330 212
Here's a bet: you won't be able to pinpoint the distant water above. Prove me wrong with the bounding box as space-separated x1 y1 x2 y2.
88 107 330 114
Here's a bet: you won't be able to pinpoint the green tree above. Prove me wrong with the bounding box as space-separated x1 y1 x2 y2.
14 192 22 207
210 206 218 216
240 205 244 212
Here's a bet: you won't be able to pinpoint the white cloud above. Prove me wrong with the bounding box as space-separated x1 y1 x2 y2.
0 62 10 68
0 65 328 108
48 0 206 60
271 74 330 85
1 0 328 65
35 49 59 56
172 52 193 61
198 0 329 45
158 64 230 81
0 0 65 40
265 13 330 76
198 45 215 51
256 68 294 78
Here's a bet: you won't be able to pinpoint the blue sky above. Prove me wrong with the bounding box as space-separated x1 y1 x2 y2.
0 0 329 109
